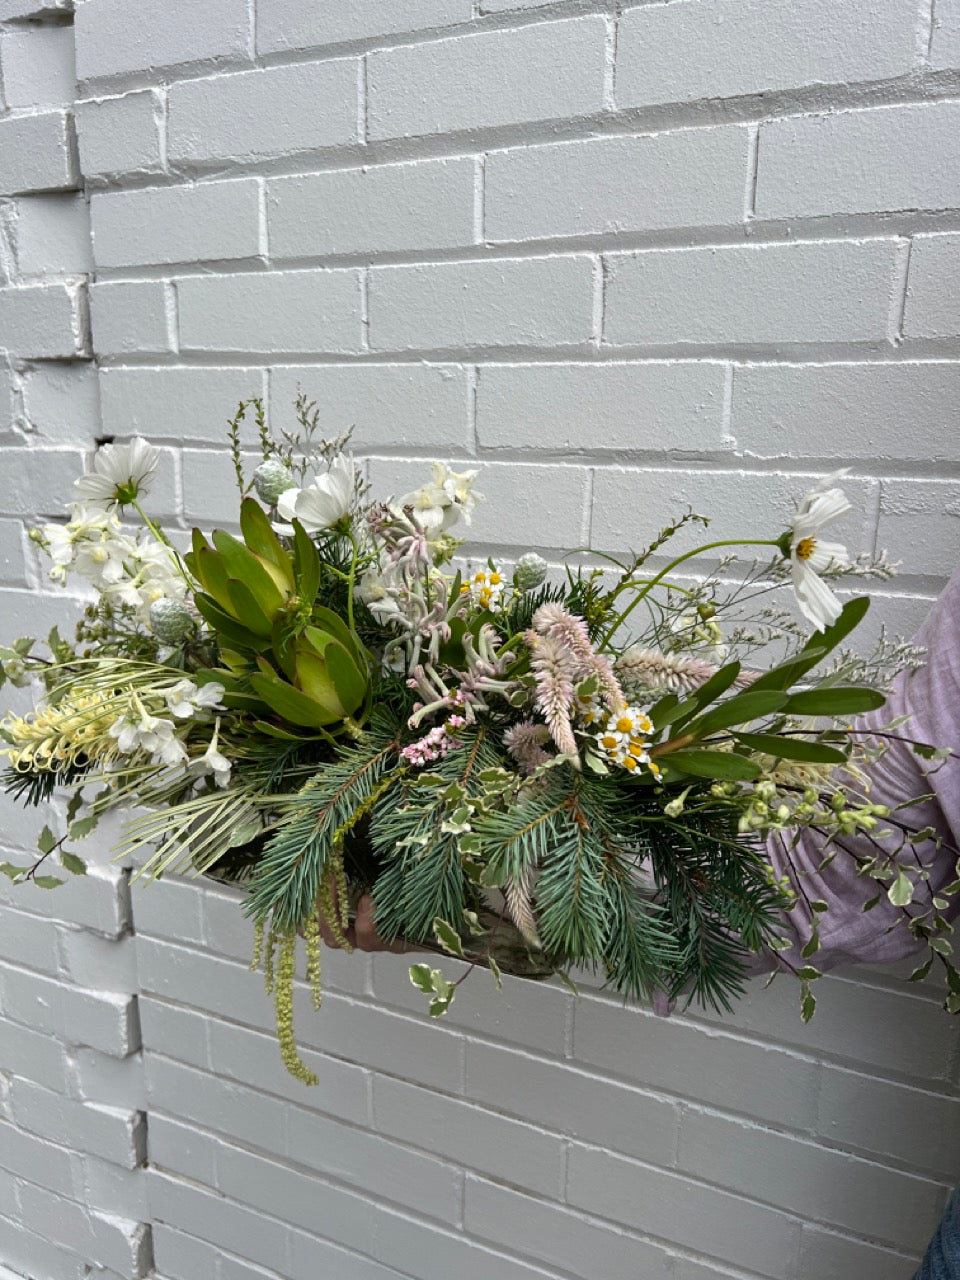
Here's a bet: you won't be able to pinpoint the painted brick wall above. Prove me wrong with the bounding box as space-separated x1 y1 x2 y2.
1 2 959 1278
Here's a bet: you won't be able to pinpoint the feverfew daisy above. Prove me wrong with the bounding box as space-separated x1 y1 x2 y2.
786 473 851 632
462 567 505 613
74 438 160 509
571 690 603 727
597 704 656 775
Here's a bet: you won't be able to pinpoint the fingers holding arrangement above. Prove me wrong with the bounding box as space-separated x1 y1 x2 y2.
354 894 406 953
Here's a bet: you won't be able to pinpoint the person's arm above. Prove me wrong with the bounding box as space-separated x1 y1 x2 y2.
755 567 960 976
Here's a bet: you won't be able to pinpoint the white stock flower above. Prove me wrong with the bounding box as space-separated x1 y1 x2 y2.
398 462 481 534
357 559 405 622
108 706 186 766
788 473 852 632
275 455 356 535
196 724 232 788
164 679 225 719
433 462 480 525
74 438 160 509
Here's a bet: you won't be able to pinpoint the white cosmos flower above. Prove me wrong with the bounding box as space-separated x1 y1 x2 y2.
275 454 356 535
74 438 160 509
788 473 852 632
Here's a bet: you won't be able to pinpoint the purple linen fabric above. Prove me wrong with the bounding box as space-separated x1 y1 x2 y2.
756 566 960 975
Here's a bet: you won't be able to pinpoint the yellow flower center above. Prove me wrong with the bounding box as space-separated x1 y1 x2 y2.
621 755 637 771
795 536 817 561
600 734 618 750
615 716 633 734
488 573 501 585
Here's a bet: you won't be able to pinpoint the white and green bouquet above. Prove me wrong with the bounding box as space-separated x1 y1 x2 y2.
1 399 952 1082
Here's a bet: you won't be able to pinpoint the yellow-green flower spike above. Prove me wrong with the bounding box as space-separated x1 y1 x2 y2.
250 919 265 973
263 926 278 994
304 912 323 1011
274 932 318 1086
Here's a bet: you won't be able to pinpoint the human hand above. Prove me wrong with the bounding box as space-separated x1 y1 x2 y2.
311 887 409 954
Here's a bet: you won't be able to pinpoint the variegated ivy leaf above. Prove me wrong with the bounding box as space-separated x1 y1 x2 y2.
68 815 98 841
60 850 87 877
441 806 473 836
887 870 915 908
408 964 435 994
433 917 465 957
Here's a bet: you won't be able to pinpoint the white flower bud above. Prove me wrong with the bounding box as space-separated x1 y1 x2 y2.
149 598 196 643
513 552 548 592
253 459 295 507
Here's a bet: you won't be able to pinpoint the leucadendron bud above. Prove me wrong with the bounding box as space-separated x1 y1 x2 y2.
253 458 295 507
149 598 196 644
513 552 548 592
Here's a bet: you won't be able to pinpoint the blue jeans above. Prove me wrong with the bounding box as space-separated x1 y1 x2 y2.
915 1188 960 1279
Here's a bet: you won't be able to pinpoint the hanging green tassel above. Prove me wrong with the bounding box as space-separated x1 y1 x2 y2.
274 931 318 1086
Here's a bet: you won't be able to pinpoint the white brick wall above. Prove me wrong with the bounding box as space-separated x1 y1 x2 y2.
1 3 959 1279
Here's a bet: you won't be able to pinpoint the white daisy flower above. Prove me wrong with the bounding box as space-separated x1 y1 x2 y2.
787 473 852 632
74 438 160 509
275 454 356 535
605 706 653 744
461 567 505 612
596 704 658 776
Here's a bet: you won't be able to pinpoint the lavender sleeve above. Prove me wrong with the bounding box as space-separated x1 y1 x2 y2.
755 567 960 974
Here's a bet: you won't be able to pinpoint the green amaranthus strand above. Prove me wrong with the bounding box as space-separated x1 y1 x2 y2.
273 932 318 1086
303 913 322 1011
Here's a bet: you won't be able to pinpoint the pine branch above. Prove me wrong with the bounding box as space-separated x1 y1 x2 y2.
245 725 398 932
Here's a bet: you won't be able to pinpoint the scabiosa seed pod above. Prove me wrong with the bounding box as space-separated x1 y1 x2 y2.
149 598 196 644
513 552 548 592
253 458 294 507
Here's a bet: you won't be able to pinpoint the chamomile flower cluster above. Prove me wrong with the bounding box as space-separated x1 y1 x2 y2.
461 568 506 612
596 705 659 776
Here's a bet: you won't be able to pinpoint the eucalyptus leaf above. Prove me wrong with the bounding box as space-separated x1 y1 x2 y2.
732 732 847 765
782 687 886 717
666 749 762 781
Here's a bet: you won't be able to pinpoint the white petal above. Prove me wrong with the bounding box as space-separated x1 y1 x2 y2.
792 561 843 631
804 538 848 572
275 488 301 522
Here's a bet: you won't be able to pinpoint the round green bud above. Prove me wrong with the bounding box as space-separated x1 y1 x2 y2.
253 459 295 506
149 598 196 644
513 552 549 592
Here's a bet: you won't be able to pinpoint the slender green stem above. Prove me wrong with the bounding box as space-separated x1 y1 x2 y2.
599 539 780 651
132 501 192 586
346 533 359 633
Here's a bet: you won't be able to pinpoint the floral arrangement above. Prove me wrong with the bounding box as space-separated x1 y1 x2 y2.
1 399 953 1084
